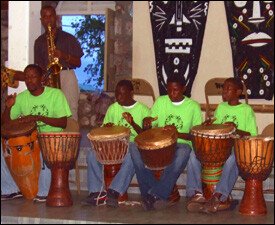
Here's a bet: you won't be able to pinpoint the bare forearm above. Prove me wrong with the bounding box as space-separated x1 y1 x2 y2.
38 116 67 129
178 132 193 141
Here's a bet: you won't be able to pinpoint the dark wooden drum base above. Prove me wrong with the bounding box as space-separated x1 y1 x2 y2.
153 170 180 204
47 168 73 207
239 179 267 215
104 164 128 202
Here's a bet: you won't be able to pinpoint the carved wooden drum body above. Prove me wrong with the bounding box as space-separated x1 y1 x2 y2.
38 132 81 207
135 127 180 203
234 136 274 215
191 124 235 199
1 120 41 200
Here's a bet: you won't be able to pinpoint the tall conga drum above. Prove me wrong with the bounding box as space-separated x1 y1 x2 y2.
234 136 274 215
1 120 41 200
135 127 180 204
38 132 81 207
191 124 235 200
87 126 130 202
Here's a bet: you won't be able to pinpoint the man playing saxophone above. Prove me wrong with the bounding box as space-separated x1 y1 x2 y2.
34 5 83 121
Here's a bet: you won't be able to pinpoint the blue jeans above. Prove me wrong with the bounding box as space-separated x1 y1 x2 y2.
130 143 191 200
186 150 239 201
1 143 51 196
1 143 19 195
87 142 136 195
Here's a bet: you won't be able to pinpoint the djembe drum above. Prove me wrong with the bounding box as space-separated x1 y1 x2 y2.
134 127 180 203
191 124 235 200
1 120 41 200
234 136 274 215
38 132 81 207
87 126 130 202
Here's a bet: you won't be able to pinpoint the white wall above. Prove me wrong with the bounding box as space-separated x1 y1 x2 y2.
133 1 274 134
8 1 41 95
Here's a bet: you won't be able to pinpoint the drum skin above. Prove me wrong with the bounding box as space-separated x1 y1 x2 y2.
1 121 41 200
234 136 274 215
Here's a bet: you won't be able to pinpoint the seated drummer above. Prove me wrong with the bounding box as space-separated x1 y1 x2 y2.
82 79 150 207
1 67 24 201
129 75 203 211
186 77 257 214
1 64 71 203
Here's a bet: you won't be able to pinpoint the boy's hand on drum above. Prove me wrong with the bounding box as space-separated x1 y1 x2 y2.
143 116 158 130
164 125 177 133
104 122 114 127
5 93 17 108
202 117 216 126
223 121 236 129
17 115 39 124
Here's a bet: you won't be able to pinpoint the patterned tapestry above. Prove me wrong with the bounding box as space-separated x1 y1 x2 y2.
149 1 209 96
225 1 274 100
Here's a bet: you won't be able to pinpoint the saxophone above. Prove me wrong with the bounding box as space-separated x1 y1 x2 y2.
46 24 62 89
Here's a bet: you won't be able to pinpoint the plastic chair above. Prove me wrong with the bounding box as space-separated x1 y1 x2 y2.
261 123 274 137
205 77 248 119
131 78 156 102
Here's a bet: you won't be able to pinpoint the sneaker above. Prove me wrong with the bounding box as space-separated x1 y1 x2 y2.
81 191 107 206
202 194 232 214
33 195 47 203
1 192 23 201
141 194 168 211
186 192 206 213
106 189 119 208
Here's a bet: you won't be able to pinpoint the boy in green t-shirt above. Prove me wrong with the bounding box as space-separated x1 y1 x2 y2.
130 75 203 211
82 80 150 207
186 77 257 213
1 64 72 203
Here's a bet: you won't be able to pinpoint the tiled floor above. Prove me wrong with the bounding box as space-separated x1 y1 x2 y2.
1 191 274 224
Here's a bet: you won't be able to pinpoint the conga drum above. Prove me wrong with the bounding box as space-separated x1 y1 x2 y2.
234 136 274 215
134 127 180 204
38 132 81 207
191 124 235 200
87 126 130 202
1 120 41 200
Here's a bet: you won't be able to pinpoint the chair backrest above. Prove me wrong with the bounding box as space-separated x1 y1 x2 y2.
261 123 274 137
205 77 248 119
131 78 156 102
63 118 80 132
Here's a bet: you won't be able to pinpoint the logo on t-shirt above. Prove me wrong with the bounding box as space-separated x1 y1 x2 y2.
30 104 49 128
221 114 239 127
165 114 183 130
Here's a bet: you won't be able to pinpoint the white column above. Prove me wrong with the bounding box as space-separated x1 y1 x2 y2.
8 1 41 94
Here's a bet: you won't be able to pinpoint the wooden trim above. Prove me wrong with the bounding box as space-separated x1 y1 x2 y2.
201 103 274 114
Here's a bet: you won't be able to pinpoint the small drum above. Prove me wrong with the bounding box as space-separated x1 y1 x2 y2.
234 136 274 215
87 126 130 201
135 127 180 203
135 127 178 170
38 132 81 207
191 124 235 199
1 120 41 200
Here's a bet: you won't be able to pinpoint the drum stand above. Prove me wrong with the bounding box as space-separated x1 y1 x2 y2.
239 179 267 215
104 164 128 202
47 166 73 207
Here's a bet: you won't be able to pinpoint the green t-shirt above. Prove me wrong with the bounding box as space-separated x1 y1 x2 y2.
10 86 72 132
103 102 150 142
214 102 258 136
150 95 203 146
